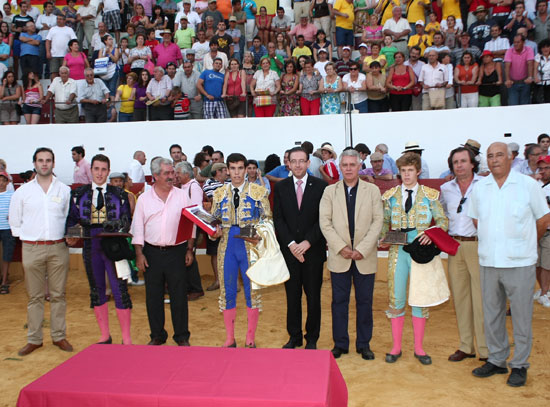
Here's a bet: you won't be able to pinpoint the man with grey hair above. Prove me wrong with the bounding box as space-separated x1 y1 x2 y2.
375 143 398 175
77 67 111 123
146 66 173 121
319 149 383 360
382 7 411 57
127 151 146 183
175 161 204 301
131 158 195 346
469 142 550 387
45 66 78 123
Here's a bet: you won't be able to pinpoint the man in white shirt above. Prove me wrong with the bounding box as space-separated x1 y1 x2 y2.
440 147 488 364
76 0 98 53
202 40 228 73
45 66 79 123
418 50 448 110
483 25 510 62
128 151 147 183
36 1 57 78
192 29 210 62
383 7 411 57
469 142 550 387
175 0 201 31
98 0 122 43
9 147 73 357
45 15 76 80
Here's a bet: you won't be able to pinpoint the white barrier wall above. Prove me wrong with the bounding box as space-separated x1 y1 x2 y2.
1 104 548 185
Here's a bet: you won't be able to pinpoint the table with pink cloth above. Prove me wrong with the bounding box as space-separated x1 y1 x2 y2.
17 344 348 407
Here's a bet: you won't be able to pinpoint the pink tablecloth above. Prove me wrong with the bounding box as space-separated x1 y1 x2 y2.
17 345 348 407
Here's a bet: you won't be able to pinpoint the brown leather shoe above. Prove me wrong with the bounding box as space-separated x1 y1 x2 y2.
53 339 74 352
448 350 475 362
147 338 165 346
187 291 204 301
18 343 43 356
177 340 190 346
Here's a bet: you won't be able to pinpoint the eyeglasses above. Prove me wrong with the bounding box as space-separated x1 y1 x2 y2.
290 159 308 165
457 197 467 213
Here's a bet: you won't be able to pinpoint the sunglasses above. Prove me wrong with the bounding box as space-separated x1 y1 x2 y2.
350 67 358 71
457 197 467 213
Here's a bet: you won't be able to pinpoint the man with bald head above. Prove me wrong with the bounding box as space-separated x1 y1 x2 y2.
468 142 550 387
128 151 147 183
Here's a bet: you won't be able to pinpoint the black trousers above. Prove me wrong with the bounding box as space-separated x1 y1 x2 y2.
186 258 203 293
82 103 107 123
389 93 412 112
143 242 189 343
150 105 173 121
284 256 324 344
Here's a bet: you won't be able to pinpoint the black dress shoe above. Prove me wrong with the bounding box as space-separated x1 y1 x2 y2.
357 347 375 360
507 367 527 387
305 342 317 350
147 338 165 346
472 362 508 378
414 353 432 365
97 336 112 345
282 338 303 349
177 340 190 346
385 352 402 363
331 347 348 359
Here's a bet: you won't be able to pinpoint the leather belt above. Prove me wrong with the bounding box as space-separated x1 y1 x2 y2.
401 228 416 233
22 239 65 245
451 235 478 242
145 242 181 251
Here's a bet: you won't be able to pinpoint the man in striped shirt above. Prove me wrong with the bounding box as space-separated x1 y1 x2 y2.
0 171 15 295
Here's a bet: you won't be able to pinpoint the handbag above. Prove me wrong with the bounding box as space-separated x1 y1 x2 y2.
412 82 422 97
144 58 155 75
428 87 445 108
123 63 131 74
225 95 241 111
93 56 109 75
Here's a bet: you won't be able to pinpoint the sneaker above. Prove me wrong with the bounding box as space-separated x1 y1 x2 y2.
128 279 145 286
507 367 527 387
533 289 542 300
538 294 550 308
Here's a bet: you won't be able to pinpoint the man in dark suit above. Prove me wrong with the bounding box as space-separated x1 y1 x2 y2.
273 147 328 350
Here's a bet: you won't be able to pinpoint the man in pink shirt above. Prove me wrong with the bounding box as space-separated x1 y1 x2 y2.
289 16 318 47
131 157 195 346
72 146 92 184
153 29 183 68
504 34 535 105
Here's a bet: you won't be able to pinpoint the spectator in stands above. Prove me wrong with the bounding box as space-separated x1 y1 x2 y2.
11 1 34 80
175 1 200 32
342 60 368 113
440 52 456 109
10 148 73 356
366 61 388 112
151 5 168 35
362 43 387 73
517 144 543 177
517 27 537 55
335 46 353 77
250 56 281 117
292 35 313 60
197 57 230 118
199 150 224 180
0 170 15 294
476 50 502 107
222 58 246 118
133 69 151 121
21 71 43 125
452 32 482 66
116 72 137 122
100 0 122 43
77 68 111 123
227 16 242 61
192 152 210 179
19 22 41 78
76 0 97 55
271 7 292 43
202 0 224 29
278 60 301 116
46 15 76 80
128 151 147 183
408 20 430 57
45 66 78 123
2 3 15 25
311 0 332 39
386 51 414 111
146 66 173 120
179 60 203 119
468 6 495 51
504 34 535 105
212 21 234 57
362 13 384 50
192 30 210 64
63 39 89 81
383 7 411 58
442 15 460 50
71 146 92 184
266 42 284 75
245 159 270 192
90 22 109 60
248 36 267 65
419 50 448 110
405 46 424 111
402 141 430 178
437 0 463 31
319 144 339 183
535 39 550 103
503 2 533 41
508 142 523 170
298 58 321 115
358 152 393 181
255 6 271 46
154 29 183 68
290 16 318 48
35 2 56 79
333 0 355 56
314 47 330 77
320 62 342 114
533 0 550 45
203 16 217 40
375 143 398 174
0 71 22 125
312 30 332 62
204 40 229 73
424 32 451 55
129 34 152 76
266 149 291 182
455 51 479 107
406 0 430 35
354 143 371 169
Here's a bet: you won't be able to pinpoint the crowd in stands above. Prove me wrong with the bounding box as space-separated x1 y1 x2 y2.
0 0 549 123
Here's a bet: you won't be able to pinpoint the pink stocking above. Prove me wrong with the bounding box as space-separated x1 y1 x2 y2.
412 316 427 356
223 308 237 347
246 307 259 346
390 316 404 355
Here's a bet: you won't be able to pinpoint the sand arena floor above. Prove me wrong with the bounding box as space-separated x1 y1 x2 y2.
1 256 549 407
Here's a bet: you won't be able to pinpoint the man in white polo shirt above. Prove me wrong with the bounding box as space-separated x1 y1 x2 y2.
45 14 76 80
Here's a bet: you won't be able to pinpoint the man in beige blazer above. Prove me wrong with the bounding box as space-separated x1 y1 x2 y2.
319 149 384 360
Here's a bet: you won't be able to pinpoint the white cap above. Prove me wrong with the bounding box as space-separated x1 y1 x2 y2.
342 46 351 51
358 43 368 49
415 20 425 26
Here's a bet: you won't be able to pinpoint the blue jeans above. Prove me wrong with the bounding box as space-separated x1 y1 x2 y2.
508 82 531 105
39 40 49 78
118 112 133 122
353 99 368 113
102 70 119 97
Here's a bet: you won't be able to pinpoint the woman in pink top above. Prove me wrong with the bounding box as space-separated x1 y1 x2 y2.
361 13 383 54
63 39 90 80
222 58 247 118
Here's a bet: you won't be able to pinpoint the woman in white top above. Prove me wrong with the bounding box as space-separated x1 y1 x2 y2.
439 51 456 109
535 39 550 103
128 33 152 76
342 61 368 113
250 57 281 117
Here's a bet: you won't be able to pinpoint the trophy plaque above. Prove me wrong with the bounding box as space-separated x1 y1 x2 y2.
381 230 408 245
235 225 261 240
65 225 89 239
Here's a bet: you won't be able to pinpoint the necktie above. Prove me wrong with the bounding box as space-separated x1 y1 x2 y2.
405 189 413 213
296 179 304 209
233 188 240 209
96 187 105 210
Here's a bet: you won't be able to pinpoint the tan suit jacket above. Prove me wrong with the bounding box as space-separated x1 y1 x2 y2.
319 179 383 275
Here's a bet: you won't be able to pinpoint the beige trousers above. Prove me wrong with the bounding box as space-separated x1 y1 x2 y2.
448 240 488 358
22 242 70 344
